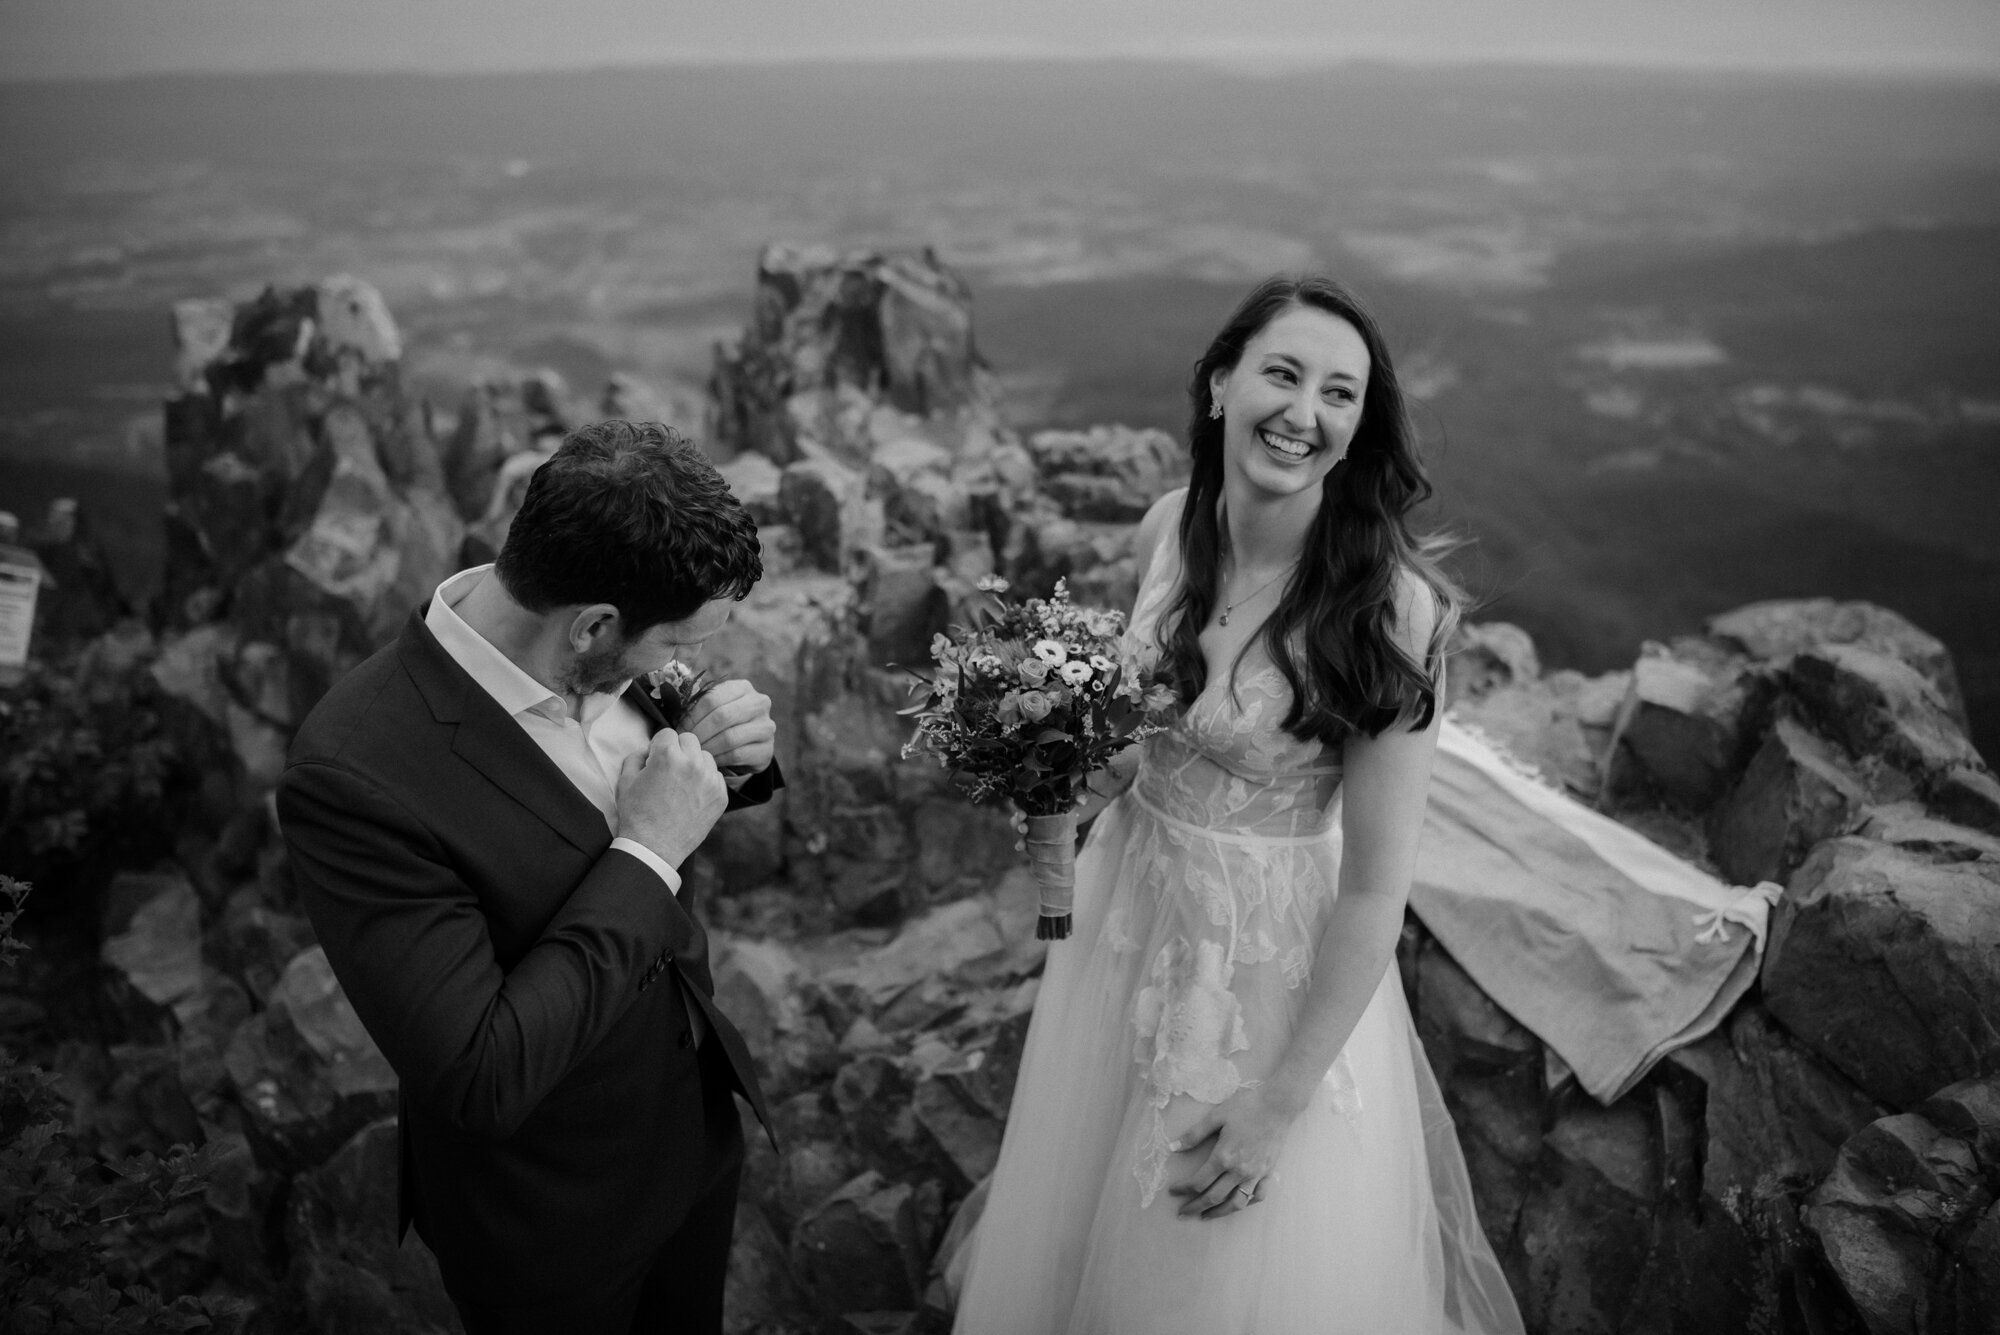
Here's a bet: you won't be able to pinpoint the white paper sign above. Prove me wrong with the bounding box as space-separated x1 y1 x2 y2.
0 546 43 670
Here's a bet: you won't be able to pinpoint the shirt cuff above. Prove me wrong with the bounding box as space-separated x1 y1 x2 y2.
609 837 683 895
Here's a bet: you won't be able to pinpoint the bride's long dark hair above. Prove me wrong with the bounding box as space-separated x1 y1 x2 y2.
1159 274 1463 745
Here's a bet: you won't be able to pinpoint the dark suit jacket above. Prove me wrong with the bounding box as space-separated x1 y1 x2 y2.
276 609 776 1304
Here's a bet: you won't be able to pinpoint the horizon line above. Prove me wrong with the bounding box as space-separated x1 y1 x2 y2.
6 45 2000 88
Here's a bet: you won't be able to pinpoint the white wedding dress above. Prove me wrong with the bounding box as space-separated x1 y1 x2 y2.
952 534 1524 1335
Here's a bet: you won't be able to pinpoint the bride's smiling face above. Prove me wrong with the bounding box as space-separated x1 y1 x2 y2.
1209 304 1371 501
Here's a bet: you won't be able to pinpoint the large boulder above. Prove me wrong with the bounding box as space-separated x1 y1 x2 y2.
1709 598 1968 729
1762 837 2000 1109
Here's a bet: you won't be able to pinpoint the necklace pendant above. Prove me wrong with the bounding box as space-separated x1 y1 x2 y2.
1220 608 1231 626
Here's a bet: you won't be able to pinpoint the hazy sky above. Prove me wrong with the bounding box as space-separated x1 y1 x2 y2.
7 0 2000 80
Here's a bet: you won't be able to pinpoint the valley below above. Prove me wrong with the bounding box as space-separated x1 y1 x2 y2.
3 59 1997 753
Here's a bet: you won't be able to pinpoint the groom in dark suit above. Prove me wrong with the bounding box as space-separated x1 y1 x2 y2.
277 420 777 1334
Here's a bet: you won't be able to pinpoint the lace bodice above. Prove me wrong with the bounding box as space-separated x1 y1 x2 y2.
1121 529 1343 839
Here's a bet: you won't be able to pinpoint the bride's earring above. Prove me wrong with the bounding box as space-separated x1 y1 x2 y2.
1208 399 1223 420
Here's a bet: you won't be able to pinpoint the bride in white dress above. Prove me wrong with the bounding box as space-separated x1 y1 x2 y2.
953 276 1525 1335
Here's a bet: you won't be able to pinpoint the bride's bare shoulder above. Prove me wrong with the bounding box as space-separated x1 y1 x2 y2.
1133 486 1189 585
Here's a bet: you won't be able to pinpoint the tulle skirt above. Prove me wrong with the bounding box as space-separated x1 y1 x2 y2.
952 792 1524 1335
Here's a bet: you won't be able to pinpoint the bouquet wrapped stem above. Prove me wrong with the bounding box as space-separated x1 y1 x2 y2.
902 577 1180 944
1023 811 1081 940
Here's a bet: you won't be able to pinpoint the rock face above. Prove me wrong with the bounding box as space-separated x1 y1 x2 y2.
160 278 467 752
1440 589 1995 1334
1801 1078 2000 1335
29 258 2000 1335
709 243 994 466
1762 838 2000 1110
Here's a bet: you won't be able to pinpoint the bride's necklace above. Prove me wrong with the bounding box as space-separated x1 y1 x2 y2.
1218 556 1297 626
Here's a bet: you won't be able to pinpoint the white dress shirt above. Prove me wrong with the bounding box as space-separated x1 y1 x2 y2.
425 565 682 894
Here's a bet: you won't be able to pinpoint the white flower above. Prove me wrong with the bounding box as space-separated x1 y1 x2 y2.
1033 639 1068 665
1089 654 1115 673
975 573 1011 593
1059 661 1093 686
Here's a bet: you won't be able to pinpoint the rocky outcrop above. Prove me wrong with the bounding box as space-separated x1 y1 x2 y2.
1762 839 2000 1109
1801 1077 2000 1334
20 256 1997 1335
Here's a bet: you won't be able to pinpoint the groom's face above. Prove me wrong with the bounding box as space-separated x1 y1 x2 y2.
569 597 735 697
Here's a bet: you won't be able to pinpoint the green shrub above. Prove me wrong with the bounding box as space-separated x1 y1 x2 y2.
0 876 245 1334
0 648 195 896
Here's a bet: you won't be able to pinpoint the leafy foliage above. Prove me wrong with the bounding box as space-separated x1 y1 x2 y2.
0 646 196 892
0 877 245 1335
902 578 1179 816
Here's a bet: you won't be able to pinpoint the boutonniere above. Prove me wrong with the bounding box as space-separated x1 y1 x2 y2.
644 659 714 728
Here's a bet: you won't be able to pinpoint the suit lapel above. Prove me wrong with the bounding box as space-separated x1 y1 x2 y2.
623 678 671 734
397 610 609 856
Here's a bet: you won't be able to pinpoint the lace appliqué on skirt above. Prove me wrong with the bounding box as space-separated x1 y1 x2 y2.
1131 938 1249 1205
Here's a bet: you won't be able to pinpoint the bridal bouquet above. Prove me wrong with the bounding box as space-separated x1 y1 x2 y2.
902 576 1178 940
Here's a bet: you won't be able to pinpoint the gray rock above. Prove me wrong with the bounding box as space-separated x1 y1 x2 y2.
1027 425 1187 522
1516 1097 1660 1333
1934 764 2000 836
1803 1114 1991 1335
1857 802 2000 863
1664 1005 1883 1200
1445 621 1542 708
1762 837 2000 1109
1708 598 1968 728
711 245 997 467
717 449 787 527
99 871 204 1019
1789 642 1983 792
1415 938 1538 1075
1452 668 1627 801
1613 643 1755 811
911 1075 1003 1187
284 1118 459 1335
171 297 234 393
782 457 870 573
723 1201 814 1332
598 371 705 444
858 544 946 669
1918 1074 2000 1174
217 885 319 1002
1708 717 1867 886
224 948 397 1170
789 1171 936 1317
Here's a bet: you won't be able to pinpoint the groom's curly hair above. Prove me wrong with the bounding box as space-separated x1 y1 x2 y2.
495 420 762 633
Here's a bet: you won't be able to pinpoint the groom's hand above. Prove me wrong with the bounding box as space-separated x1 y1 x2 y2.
680 678 776 775
616 730 729 868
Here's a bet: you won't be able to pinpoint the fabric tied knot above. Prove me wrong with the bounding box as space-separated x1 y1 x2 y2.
1690 881 1783 947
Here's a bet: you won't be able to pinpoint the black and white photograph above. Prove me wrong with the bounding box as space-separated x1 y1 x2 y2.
2 3 1997 1332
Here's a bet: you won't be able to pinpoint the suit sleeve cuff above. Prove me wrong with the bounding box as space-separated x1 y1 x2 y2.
609 838 682 895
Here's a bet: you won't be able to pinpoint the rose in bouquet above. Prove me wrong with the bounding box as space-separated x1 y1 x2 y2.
901 576 1179 940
